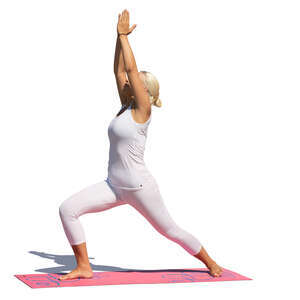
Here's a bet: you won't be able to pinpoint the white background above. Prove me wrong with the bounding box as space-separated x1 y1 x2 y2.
0 0 299 298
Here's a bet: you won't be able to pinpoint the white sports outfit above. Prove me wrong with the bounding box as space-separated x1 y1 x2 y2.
59 103 202 255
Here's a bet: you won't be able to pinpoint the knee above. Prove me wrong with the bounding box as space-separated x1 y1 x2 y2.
59 200 76 220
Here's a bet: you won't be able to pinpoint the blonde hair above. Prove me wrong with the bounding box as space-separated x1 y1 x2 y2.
140 70 162 107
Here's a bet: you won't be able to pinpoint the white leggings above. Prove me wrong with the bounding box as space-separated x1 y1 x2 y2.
59 176 202 256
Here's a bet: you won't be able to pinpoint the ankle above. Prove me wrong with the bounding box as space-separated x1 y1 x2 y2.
77 262 91 269
193 247 216 266
204 259 217 268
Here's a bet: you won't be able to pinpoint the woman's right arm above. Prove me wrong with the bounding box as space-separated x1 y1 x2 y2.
114 35 126 75
113 35 127 106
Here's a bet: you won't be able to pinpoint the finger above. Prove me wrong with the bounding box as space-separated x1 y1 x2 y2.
128 25 134 34
129 24 135 31
122 10 126 22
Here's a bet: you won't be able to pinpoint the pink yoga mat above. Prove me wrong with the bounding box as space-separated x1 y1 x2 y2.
15 268 252 288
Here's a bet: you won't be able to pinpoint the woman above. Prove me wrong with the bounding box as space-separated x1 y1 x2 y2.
58 9 223 281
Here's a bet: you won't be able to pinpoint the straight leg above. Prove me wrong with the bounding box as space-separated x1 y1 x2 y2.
127 180 223 277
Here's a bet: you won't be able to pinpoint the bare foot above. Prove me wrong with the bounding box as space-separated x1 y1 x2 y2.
59 265 93 281
206 261 223 277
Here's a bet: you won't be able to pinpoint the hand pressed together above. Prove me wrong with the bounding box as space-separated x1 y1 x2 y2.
117 9 137 36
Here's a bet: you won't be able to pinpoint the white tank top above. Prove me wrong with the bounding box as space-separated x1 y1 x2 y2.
106 103 153 189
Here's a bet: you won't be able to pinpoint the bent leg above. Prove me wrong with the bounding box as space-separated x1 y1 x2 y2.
127 181 202 255
59 180 124 246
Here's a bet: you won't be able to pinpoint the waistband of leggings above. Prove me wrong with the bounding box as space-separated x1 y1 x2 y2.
105 176 155 191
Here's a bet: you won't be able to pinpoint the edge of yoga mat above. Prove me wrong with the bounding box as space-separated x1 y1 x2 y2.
14 267 252 289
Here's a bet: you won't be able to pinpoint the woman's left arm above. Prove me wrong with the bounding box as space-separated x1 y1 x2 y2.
118 10 150 113
119 34 150 113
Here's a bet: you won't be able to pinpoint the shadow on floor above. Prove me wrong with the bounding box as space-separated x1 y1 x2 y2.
28 250 208 275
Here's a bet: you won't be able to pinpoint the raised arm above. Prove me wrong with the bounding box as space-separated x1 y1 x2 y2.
117 10 151 116
113 35 127 106
114 11 137 106
113 35 125 75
